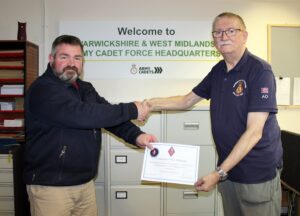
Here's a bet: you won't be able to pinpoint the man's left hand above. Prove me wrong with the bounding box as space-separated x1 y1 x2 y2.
135 134 158 149
194 171 220 192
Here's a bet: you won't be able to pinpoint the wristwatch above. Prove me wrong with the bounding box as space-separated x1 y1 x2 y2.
215 166 228 181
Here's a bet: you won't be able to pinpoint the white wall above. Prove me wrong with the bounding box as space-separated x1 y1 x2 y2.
0 0 300 132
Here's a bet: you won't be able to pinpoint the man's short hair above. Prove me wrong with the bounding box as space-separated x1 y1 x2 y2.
212 12 246 30
51 35 84 56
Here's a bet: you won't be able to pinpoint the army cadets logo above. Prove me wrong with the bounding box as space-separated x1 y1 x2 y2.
233 80 247 96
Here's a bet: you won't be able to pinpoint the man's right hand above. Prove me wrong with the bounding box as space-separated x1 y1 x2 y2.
134 101 150 122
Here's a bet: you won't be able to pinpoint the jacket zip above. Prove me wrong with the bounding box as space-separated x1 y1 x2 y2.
59 145 67 158
31 173 36 182
93 129 97 139
58 145 67 181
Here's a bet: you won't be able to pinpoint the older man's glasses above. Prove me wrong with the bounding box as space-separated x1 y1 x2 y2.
212 28 242 38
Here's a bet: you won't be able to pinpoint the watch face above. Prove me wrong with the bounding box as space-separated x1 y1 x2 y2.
220 174 228 181
216 167 228 181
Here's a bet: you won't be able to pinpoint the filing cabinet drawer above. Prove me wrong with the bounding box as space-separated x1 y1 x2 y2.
0 170 13 183
166 186 215 215
111 185 161 216
0 198 14 211
95 183 105 216
0 156 13 169
95 132 106 183
0 212 14 216
166 110 213 145
110 112 162 148
166 146 216 214
198 146 216 176
0 184 13 197
95 149 105 183
167 213 214 216
0 146 28 215
110 148 145 184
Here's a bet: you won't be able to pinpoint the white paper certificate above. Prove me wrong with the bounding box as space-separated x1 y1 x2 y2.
141 143 200 185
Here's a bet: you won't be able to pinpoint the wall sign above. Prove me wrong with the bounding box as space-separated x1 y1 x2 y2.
59 21 221 79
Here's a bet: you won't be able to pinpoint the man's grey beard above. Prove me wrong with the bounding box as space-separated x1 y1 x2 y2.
57 71 78 83
52 66 79 83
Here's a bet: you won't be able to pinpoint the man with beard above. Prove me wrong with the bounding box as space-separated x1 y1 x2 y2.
24 35 156 216
144 12 282 216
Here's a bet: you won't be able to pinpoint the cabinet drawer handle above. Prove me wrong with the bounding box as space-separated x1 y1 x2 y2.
183 191 198 199
183 122 199 130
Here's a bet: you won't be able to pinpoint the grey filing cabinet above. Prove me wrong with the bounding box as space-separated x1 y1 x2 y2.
96 108 223 216
95 132 106 216
0 145 30 216
0 152 14 215
107 112 163 216
165 109 218 216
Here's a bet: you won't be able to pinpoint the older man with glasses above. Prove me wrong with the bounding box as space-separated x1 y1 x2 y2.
145 12 283 216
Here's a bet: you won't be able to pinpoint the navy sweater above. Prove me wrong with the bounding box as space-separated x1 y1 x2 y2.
24 64 143 186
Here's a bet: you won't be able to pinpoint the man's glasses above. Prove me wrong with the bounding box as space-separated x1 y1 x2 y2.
212 28 242 38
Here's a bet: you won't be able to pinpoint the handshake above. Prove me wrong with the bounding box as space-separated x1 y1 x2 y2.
134 100 152 122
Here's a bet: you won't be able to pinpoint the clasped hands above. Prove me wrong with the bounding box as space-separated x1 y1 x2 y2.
134 100 151 122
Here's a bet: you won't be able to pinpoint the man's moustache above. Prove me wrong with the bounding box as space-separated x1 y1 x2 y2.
219 41 232 46
63 66 78 73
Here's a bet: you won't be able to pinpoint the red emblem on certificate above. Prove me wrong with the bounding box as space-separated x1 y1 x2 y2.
168 147 175 157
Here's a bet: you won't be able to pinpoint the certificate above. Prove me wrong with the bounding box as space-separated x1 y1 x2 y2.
141 143 200 185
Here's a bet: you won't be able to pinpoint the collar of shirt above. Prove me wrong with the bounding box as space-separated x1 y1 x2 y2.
229 49 250 73
72 81 79 90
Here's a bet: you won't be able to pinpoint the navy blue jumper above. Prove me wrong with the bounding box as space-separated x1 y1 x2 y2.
24 64 143 186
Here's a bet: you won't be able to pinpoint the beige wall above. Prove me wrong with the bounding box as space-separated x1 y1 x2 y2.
0 0 300 133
